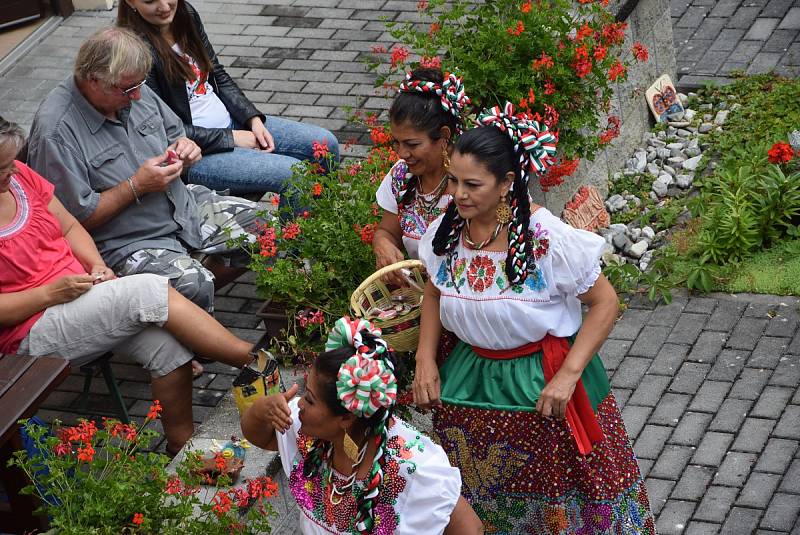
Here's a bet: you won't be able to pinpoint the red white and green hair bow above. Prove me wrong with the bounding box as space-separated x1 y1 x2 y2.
326 317 397 418
476 102 558 181
399 72 471 133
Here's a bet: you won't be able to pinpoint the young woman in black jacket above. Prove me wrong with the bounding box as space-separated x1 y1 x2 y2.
117 0 339 201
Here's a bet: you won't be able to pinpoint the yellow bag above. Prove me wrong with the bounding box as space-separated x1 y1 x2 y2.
232 349 283 417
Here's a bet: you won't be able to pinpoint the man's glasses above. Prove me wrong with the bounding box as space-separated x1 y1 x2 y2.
114 78 147 97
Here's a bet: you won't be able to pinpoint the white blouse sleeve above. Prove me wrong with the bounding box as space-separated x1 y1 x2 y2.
375 161 404 214
398 439 461 534
548 218 606 297
274 397 302 478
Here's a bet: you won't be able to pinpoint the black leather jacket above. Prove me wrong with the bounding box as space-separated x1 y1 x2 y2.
143 2 265 154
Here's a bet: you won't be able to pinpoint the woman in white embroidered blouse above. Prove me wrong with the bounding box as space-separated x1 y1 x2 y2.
241 317 482 535
412 105 655 533
372 68 470 280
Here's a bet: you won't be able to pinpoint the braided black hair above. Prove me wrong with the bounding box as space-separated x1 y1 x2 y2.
432 126 534 286
303 332 405 534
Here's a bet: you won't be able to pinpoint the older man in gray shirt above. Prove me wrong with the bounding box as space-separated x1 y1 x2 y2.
27 27 261 321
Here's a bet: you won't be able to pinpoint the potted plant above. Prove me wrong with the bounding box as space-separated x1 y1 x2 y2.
9 402 278 534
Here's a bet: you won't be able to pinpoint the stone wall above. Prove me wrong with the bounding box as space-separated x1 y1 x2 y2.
536 0 677 214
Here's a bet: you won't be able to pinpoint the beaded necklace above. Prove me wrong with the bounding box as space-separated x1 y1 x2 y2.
327 442 368 505
464 220 505 250
414 173 448 219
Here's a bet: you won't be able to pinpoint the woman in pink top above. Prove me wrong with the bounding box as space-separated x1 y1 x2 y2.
0 117 254 454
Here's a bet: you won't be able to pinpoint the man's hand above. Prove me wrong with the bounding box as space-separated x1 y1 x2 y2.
233 130 260 150
168 138 202 166
131 153 184 195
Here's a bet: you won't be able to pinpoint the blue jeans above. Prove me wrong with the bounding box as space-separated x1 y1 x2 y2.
186 116 340 201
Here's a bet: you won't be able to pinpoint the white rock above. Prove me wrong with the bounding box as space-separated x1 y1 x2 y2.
678 93 689 106
649 191 659 201
628 240 649 258
688 138 699 149
652 181 668 197
666 142 685 150
641 226 655 241
676 174 694 188
648 138 667 148
667 156 686 166
677 128 692 138
609 223 627 236
628 227 642 241
657 174 674 186
698 123 714 134
634 151 648 172
790 130 800 150
605 194 627 212
657 148 672 160
685 147 702 158
664 165 677 176
730 103 742 111
646 162 660 176
684 109 696 121
682 155 703 171
714 110 729 125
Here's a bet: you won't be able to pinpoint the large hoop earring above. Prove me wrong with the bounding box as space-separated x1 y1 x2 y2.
496 192 512 224
442 145 451 172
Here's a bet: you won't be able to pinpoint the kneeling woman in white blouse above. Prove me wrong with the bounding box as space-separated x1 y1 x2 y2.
241 317 482 534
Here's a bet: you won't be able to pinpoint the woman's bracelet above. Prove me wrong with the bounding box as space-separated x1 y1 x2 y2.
127 176 141 204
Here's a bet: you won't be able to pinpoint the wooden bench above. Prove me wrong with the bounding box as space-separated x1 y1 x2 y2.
0 354 69 534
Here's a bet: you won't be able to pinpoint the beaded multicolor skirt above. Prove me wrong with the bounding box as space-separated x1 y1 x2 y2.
434 341 655 534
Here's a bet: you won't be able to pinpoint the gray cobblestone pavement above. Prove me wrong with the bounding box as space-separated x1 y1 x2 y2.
672 0 800 88
1 1 799 531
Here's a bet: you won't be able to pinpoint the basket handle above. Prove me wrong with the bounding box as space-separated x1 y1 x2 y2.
349 259 426 317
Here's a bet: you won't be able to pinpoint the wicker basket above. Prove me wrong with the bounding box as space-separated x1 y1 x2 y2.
350 260 427 353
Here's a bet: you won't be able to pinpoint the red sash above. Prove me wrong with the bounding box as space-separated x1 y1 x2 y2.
471 335 604 455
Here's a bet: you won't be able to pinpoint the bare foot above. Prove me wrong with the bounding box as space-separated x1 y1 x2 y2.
191 359 204 379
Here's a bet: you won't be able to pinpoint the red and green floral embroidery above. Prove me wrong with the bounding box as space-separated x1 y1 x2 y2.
467 255 496 292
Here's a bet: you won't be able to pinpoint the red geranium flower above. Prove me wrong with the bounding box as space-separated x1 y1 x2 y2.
532 52 554 70
132 513 144 526
311 182 323 197
420 55 442 69
601 22 627 45
146 400 162 420
608 60 627 81
428 22 440 37
390 46 409 68
593 45 607 61
544 79 556 95
632 42 649 62
282 222 301 240
768 141 795 164
520 0 532 12
312 140 329 160
507 20 525 36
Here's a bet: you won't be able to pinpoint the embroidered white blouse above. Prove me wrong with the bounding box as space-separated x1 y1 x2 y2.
376 160 452 260
418 208 605 350
275 398 461 534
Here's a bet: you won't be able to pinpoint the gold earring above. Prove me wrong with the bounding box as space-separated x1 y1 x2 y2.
442 146 451 171
496 192 512 224
343 432 359 463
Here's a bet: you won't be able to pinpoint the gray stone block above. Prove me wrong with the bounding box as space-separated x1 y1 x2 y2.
762 0 796 17
601 339 633 371
745 18 781 40
650 393 692 426
694 485 739 522
629 374 672 406
685 297 718 314
748 337 790 369
728 6 763 28
649 343 691 375
656 500 696 534
612 357 653 389
694 17 728 40
629 326 672 357
671 464 714 501
707 301 747 331
670 362 711 394
747 52 784 74
709 398 753 433
676 5 711 27
727 317 769 350
761 493 800 531
769 354 800 387
738 472 782 508
689 380 732 413
727 40 766 64
720 507 764 534
710 29 748 51
622 405 653 440
635 424 673 459
778 7 800 29
693 432 734 466
709 0 741 17
751 386 795 419
610 309 652 340
763 29 799 53
685 522 721 535
731 418 776 453
708 349 749 381
779 459 800 493
729 368 772 401
713 451 758 486
647 478 678 516
668 313 708 345
648 298 688 327
649 444 694 479
694 50 732 75
773 404 800 439
688 332 728 363
669 412 713 446
755 438 798 473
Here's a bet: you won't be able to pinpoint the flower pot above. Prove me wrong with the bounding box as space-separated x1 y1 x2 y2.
255 299 290 340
